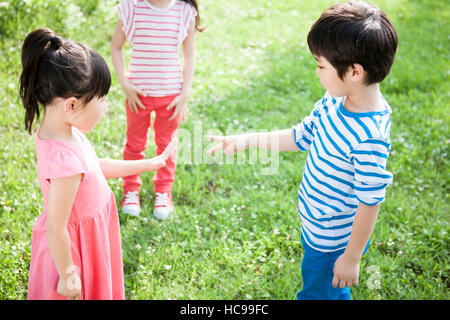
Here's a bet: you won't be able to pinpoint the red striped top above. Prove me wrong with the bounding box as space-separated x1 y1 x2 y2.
116 0 196 97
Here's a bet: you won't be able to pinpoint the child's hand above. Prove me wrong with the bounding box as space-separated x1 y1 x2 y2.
123 81 146 113
206 135 249 156
144 138 178 171
167 93 188 122
57 267 82 300
161 137 178 160
332 254 360 289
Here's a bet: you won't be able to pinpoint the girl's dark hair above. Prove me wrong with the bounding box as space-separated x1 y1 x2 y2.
180 0 204 32
307 0 398 85
19 28 111 134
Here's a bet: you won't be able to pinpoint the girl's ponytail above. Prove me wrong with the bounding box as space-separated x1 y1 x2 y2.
20 29 62 134
19 28 111 135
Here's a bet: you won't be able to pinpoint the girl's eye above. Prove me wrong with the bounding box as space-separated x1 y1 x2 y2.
317 65 324 69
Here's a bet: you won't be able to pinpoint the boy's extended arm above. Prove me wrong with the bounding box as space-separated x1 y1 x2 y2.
207 96 328 156
246 129 299 151
332 203 380 288
207 129 299 155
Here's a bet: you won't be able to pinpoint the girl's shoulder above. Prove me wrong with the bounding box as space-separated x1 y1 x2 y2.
36 126 86 154
179 0 197 14
35 128 88 180
119 0 138 6
116 0 138 14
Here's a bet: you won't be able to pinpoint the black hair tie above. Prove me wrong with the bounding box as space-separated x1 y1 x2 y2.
44 36 62 50
50 37 62 50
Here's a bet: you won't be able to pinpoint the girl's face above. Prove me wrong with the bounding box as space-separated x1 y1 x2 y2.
71 96 107 132
314 55 350 97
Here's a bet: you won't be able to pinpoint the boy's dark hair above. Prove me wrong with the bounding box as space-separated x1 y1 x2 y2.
307 0 398 85
19 28 111 134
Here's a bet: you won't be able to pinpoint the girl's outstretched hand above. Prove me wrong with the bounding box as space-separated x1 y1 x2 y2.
144 138 178 171
161 137 178 161
206 135 248 156
167 93 188 122
123 81 146 113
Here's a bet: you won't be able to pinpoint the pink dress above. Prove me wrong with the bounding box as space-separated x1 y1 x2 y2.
27 126 125 300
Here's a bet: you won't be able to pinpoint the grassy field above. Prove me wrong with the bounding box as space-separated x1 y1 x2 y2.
0 0 449 299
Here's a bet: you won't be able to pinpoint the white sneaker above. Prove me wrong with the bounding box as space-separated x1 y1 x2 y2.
121 191 141 216
153 192 174 220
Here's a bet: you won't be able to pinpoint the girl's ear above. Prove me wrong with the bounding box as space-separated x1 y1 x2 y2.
63 97 80 114
63 97 84 125
350 63 365 82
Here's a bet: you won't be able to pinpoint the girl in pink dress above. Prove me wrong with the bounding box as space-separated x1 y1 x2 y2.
19 28 177 300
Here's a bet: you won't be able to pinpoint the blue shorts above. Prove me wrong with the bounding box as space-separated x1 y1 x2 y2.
297 234 370 300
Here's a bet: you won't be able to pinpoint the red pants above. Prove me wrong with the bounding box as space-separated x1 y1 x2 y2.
122 95 180 194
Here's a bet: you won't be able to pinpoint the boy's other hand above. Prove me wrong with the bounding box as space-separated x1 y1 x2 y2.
332 254 360 289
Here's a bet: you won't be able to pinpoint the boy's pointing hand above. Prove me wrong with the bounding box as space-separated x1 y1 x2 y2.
206 135 248 156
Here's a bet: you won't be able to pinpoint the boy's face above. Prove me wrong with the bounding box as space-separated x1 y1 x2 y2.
314 55 350 97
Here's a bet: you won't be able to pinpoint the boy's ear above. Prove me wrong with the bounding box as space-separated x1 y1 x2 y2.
349 63 365 82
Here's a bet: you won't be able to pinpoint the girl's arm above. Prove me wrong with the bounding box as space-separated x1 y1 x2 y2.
181 22 196 100
110 20 128 90
332 203 380 288
167 23 196 122
46 174 83 299
99 158 165 179
206 129 299 155
99 138 177 179
110 19 146 113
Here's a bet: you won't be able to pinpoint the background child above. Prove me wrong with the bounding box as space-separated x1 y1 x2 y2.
110 0 202 219
207 0 398 300
20 28 176 300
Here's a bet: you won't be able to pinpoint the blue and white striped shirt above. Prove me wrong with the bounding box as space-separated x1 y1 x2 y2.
293 92 393 252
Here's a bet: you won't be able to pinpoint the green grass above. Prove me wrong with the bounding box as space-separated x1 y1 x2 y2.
0 0 449 299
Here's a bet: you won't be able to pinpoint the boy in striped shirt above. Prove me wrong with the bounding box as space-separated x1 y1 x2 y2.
207 1 398 300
